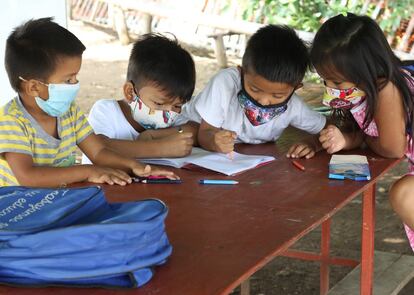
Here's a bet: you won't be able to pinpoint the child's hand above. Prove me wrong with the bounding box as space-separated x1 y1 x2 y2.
214 129 237 154
87 166 132 186
319 125 346 154
286 143 316 159
131 162 179 180
161 132 194 157
137 130 154 141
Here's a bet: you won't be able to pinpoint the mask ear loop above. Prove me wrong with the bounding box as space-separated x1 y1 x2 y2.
130 80 140 114
18 76 49 87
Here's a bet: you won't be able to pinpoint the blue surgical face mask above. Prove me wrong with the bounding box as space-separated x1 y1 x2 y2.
19 77 80 117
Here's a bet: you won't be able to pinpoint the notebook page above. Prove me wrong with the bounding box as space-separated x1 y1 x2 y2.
139 147 211 168
140 147 275 175
188 151 275 176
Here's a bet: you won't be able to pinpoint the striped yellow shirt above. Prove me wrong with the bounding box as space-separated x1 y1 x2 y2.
0 97 93 186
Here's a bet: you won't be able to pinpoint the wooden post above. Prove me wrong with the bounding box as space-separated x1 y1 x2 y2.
66 0 72 21
142 13 153 34
113 5 131 45
320 219 331 295
213 34 228 68
240 279 250 295
360 184 376 295
398 14 414 52
371 0 384 20
361 0 371 14
107 3 114 30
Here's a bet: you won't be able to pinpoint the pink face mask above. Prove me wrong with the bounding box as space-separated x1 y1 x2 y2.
323 85 365 109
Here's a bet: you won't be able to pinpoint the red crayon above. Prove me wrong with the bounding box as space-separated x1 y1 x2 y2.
292 160 305 171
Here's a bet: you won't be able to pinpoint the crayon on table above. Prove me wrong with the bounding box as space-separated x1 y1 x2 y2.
199 180 239 185
292 160 305 171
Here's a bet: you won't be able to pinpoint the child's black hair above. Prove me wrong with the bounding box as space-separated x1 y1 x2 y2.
310 13 414 136
242 24 309 86
5 17 86 92
127 33 196 102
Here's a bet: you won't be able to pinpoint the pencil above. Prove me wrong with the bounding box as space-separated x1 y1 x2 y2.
292 160 305 171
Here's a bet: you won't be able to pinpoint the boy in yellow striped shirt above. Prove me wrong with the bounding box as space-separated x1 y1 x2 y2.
0 17 177 187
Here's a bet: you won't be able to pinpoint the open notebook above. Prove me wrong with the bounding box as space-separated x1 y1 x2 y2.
140 147 275 176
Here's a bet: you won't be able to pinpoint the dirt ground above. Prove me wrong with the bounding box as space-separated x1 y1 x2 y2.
70 20 414 294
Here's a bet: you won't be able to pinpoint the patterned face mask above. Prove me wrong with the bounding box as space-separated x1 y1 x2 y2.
323 85 365 109
237 75 293 126
130 95 179 129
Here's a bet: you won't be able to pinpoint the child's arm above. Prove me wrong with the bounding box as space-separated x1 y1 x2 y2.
198 120 237 153
4 152 132 187
364 81 407 158
99 133 193 158
139 121 199 144
80 133 178 177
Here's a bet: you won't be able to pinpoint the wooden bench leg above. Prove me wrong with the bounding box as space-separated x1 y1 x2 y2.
213 35 228 68
112 5 131 45
142 13 153 34
320 219 331 295
240 278 250 295
360 184 376 295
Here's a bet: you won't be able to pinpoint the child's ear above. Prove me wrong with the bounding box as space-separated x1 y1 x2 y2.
21 79 44 98
296 83 304 90
123 82 135 103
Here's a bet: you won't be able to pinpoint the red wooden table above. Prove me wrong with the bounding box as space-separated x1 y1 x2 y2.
0 132 402 295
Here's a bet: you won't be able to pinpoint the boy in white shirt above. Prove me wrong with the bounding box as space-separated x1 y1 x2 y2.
83 34 198 164
182 25 326 159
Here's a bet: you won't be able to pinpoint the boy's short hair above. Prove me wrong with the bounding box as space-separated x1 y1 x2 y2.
127 33 196 102
242 25 309 86
5 17 86 92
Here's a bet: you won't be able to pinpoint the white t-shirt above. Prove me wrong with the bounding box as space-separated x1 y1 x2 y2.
181 67 326 144
82 99 189 164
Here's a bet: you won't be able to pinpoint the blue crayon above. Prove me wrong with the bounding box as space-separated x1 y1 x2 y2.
199 179 239 185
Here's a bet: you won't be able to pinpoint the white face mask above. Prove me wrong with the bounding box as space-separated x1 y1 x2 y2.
130 95 179 129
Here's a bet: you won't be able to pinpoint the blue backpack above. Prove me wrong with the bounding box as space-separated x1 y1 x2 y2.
0 186 172 288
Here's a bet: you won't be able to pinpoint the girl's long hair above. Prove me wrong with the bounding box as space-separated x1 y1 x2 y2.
310 13 414 137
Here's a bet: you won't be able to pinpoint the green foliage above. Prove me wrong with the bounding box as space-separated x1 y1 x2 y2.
240 0 413 36
376 0 413 36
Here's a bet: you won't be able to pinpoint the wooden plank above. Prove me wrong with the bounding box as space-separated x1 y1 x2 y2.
104 0 315 42
374 253 414 295
328 251 414 295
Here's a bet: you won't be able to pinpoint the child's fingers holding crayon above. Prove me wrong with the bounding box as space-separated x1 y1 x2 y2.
214 129 236 154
